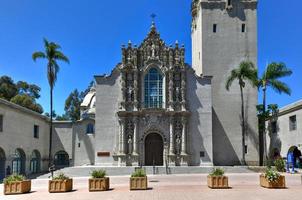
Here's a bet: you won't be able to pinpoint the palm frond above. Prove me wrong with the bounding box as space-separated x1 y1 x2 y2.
225 69 238 91
269 79 291 95
266 62 292 80
54 51 69 64
32 51 46 61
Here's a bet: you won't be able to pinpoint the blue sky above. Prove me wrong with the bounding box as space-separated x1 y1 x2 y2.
0 0 301 115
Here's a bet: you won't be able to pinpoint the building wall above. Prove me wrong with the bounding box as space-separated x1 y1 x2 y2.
52 122 74 166
94 70 121 166
186 70 213 165
0 100 49 176
73 119 95 166
192 0 259 165
267 103 302 158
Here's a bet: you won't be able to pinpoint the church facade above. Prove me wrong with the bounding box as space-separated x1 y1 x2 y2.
0 0 260 176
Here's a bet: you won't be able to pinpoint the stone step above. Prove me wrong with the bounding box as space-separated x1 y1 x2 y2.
35 165 262 179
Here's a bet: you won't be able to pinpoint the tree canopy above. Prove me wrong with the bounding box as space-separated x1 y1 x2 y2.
0 75 44 113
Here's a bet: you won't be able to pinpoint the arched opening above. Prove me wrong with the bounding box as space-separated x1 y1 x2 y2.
144 133 163 166
54 151 69 168
144 68 163 109
0 147 6 181
30 150 41 174
12 148 26 175
86 123 94 134
288 146 302 168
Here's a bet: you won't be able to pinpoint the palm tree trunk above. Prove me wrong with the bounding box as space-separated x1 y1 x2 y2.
240 85 246 165
49 87 53 168
262 87 268 165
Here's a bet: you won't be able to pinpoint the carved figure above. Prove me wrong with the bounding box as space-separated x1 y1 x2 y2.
128 135 133 155
175 134 181 155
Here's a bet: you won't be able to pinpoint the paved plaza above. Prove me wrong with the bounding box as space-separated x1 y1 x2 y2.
1 173 302 200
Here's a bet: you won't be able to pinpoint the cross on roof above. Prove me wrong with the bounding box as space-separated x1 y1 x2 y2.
151 13 156 22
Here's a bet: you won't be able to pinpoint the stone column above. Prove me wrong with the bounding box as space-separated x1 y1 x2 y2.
133 70 138 111
181 70 186 111
121 72 126 110
181 117 187 155
119 118 125 154
169 116 175 155
168 71 174 110
133 117 138 155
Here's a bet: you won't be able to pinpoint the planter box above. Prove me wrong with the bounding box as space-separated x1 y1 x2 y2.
260 175 286 188
48 179 73 193
4 180 31 195
130 177 148 190
89 177 110 192
207 176 229 189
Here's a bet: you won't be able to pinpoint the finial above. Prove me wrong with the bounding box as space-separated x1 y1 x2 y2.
128 40 132 47
151 13 156 25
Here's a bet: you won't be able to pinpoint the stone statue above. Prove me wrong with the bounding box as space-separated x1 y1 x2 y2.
151 43 156 58
127 86 133 102
175 134 181 155
128 135 133 155
175 87 180 102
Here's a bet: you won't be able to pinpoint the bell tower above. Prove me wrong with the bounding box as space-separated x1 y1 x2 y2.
191 0 259 165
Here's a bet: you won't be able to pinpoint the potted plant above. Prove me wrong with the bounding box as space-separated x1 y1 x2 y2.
207 168 229 189
89 169 109 192
3 174 31 195
130 169 147 190
260 167 286 188
48 172 73 193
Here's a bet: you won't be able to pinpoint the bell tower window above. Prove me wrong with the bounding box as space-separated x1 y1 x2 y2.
144 68 163 108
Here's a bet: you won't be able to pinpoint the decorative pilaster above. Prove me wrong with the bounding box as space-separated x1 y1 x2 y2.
169 116 175 155
121 72 126 110
181 117 187 155
181 70 186 111
133 69 138 111
133 117 138 155
168 71 174 111
119 118 126 155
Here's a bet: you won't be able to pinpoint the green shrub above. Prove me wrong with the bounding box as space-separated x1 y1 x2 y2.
3 174 26 184
131 169 146 177
274 158 286 172
91 169 106 178
264 167 280 183
209 168 225 177
52 173 70 180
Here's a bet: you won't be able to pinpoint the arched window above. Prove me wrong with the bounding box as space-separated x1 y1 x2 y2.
144 68 163 108
86 123 94 134
54 151 69 168
12 149 26 175
30 150 41 174
0 147 6 181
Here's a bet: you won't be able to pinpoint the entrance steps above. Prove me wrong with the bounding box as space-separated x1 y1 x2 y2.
36 165 260 179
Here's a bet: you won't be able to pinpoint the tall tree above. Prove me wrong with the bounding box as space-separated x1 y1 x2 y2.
0 76 18 101
225 61 258 165
11 94 44 113
32 38 69 167
258 62 292 165
65 89 81 121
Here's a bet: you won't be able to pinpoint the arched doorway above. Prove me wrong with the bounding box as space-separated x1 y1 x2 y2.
30 150 41 174
12 148 26 175
54 151 69 168
145 133 163 166
0 147 6 181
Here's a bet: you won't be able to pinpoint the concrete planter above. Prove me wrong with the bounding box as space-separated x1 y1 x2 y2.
89 177 110 192
260 175 286 188
207 176 229 189
4 180 31 195
130 177 148 190
48 179 73 193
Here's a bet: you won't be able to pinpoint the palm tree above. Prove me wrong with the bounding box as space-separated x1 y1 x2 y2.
258 62 292 165
226 61 258 165
32 38 69 167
